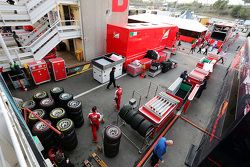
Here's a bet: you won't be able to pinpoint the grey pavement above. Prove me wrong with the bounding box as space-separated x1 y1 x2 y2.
10 36 247 167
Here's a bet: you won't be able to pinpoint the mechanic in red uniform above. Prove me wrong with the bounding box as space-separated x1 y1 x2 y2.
115 85 123 111
88 106 100 143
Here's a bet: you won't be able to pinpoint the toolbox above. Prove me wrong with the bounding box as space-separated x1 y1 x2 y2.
28 60 50 85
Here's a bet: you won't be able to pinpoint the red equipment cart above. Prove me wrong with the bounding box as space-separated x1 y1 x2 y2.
28 60 51 85
49 57 67 81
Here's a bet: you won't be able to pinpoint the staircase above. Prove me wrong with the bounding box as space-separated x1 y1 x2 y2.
0 0 78 26
0 20 81 70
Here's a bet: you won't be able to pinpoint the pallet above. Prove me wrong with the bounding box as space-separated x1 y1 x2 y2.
83 160 95 167
91 152 108 167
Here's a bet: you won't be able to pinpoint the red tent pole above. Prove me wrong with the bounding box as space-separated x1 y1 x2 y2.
24 108 62 136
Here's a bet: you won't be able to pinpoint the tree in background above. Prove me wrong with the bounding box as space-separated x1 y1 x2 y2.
231 5 249 19
213 0 229 10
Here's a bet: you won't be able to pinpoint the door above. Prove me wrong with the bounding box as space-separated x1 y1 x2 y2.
52 61 67 81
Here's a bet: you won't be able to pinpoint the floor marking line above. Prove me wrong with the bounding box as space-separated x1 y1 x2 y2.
74 73 127 99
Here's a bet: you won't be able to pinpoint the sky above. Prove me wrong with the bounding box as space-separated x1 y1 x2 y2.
163 0 245 5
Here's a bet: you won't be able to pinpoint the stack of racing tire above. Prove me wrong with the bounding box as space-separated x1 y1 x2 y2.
119 104 154 137
103 125 122 158
21 87 82 151
56 118 78 151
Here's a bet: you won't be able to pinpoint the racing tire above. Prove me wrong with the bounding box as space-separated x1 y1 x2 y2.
104 125 122 144
33 91 48 104
123 110 137 124
62 136 78 151
50 87 64 101
28 109 46 128
130 113 145 130
56 118 75 135
39 98 55 114
137 120 154 137
67 100 82 113
59 93 73 108
32 120 53 138
103 141 120 158
49 108 66 125
21 100 36 111
118 104 132 120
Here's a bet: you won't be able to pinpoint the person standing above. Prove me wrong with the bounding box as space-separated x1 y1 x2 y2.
150 137 174 167
107 67 116 89
189 42 196 54
196 78 208 98
197 44 203 54
217 45 223 54
114 85 123 111
180 70 188 82
88 106 100 143
203 45 209 55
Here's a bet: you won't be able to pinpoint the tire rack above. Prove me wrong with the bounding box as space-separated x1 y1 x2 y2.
116 117 155 154
116 82 159 153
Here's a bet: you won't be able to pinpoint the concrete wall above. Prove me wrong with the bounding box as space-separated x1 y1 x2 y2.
80 0 128 61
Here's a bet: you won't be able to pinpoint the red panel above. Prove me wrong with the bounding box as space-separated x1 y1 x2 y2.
23 26 34 31
50 58 67 81
179 35 196 43
112 0 128 12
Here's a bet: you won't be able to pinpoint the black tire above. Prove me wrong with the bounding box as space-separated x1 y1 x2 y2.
33 91 48 104
59 93 73 108
49 108 66 125
130 114 145 130
67 100 82 113
39 98 55 113
118 104 132 120
137 120 154 137
32 120 52 138
104 125 122 144
73 115 84 128
21 100 36 111
56 118 75 135
28 109 46 127
123 110 137 124
104 141 120 158
62 136 78 151
50 87 64 101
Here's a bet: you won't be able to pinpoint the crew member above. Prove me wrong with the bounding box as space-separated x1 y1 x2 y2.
217 45 223 54
107 67 116 89
115 85 123 111
203 45 209 55
180 70 188 82
189 42 196 54
197 44 203 54
88 106 100 143
150 137 174 167
196 78 208 98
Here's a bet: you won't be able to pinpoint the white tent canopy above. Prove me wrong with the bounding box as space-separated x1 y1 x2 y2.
129 14 208 33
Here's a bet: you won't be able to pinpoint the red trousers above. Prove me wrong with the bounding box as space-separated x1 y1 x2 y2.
91 124 99 141
116 98 121 111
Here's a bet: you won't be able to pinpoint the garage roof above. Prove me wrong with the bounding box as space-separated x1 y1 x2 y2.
129 14 208 33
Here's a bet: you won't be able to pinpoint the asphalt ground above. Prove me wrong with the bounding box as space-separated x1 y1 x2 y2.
10 36 246 167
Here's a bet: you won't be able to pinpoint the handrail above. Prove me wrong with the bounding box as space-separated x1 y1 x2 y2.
5 20 80 52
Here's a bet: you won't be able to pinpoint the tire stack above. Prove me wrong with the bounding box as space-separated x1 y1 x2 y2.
39 98 55 116
161 60 173 73
103 125 122 158
28 109 46 128
119 105 154 137
49 108 66 125
50 87 64 104
21 100 36 111
33 91 48 104
67 100 84 128
32 120 55 149
58 93 73 108
56 118 78 151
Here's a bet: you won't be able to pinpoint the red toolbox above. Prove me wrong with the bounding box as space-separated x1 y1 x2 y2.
28 60 50 85
139 58 152 70
49 58 67 81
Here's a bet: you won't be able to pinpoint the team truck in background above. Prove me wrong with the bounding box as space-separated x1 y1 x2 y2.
208 22 236 48
106 23 179 69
